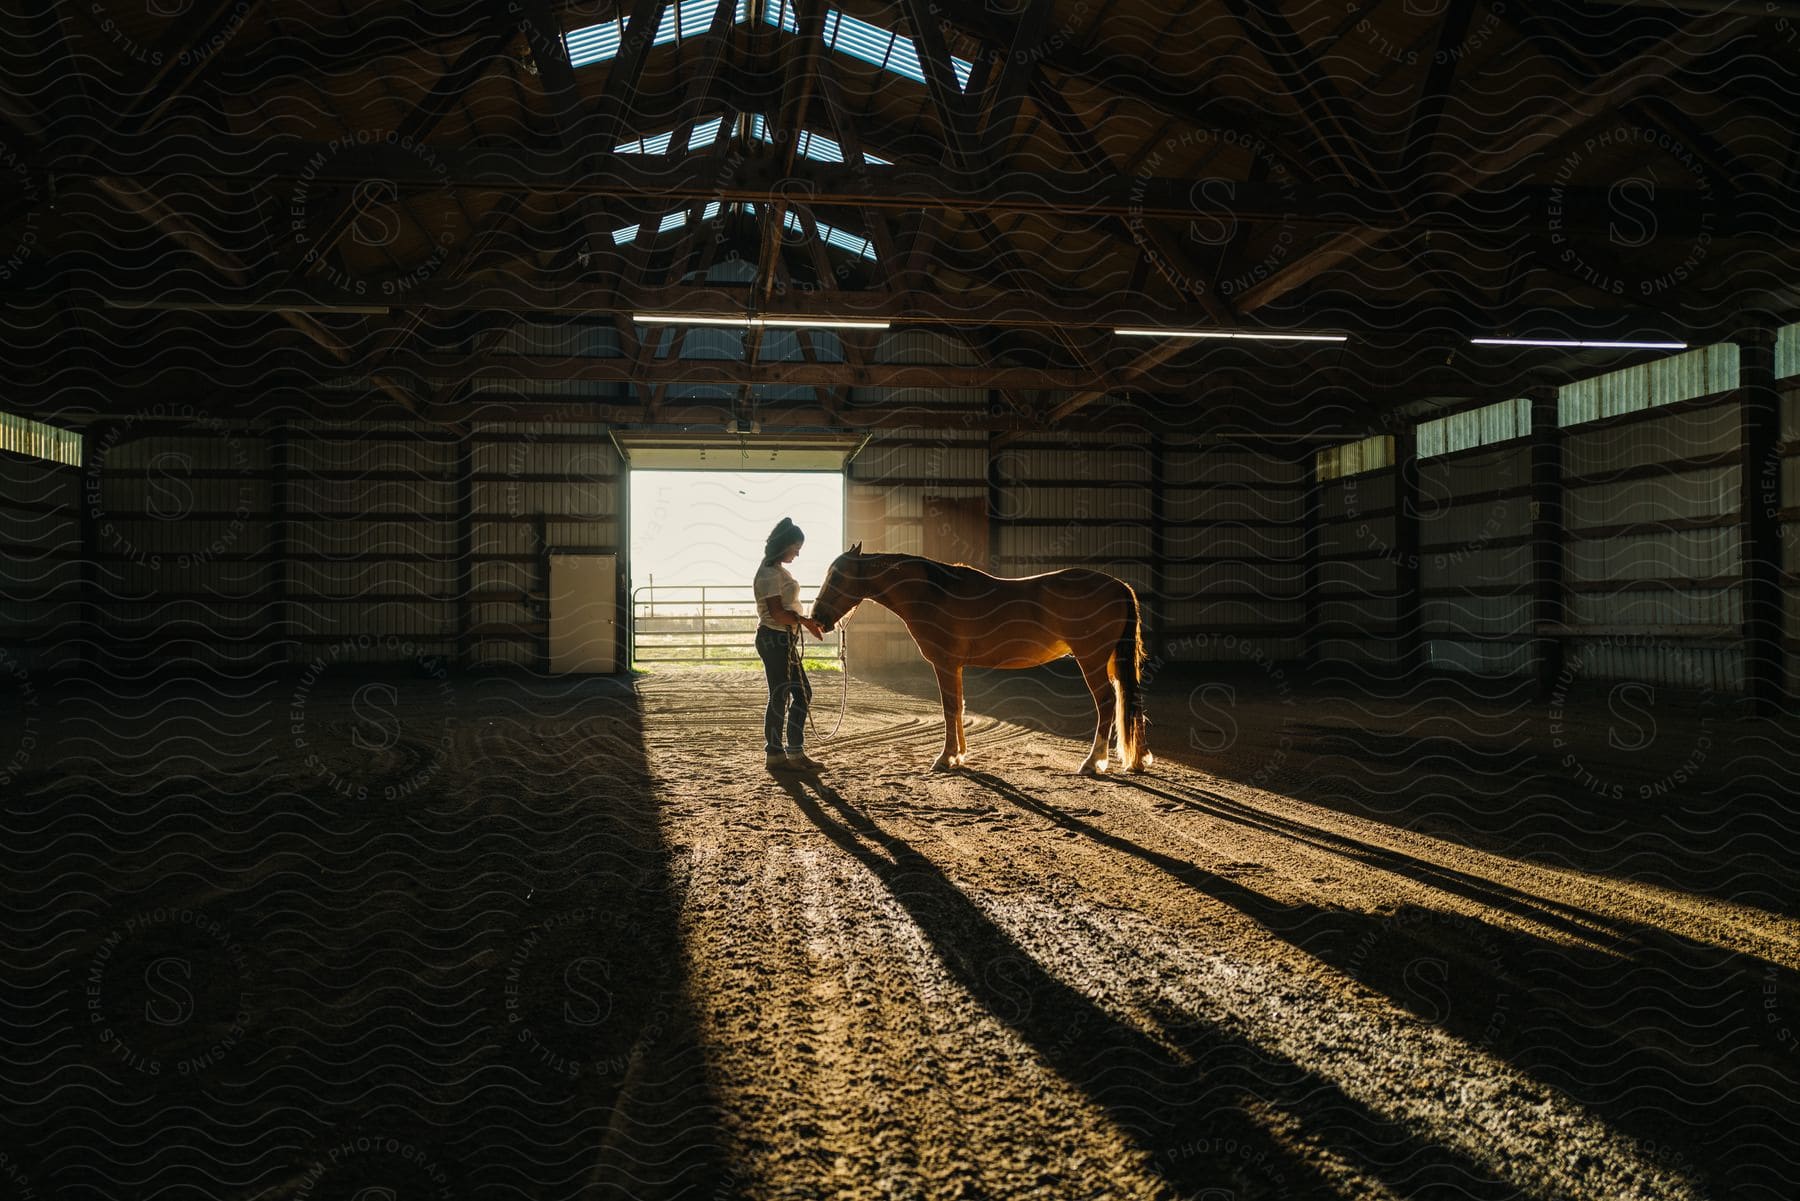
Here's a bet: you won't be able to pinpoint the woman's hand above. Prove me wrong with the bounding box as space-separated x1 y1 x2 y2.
801 616 825 638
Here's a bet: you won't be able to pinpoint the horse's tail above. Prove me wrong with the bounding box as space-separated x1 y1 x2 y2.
1114 582 1150 771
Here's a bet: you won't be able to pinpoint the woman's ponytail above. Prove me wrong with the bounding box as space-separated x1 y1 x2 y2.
763 517 804 566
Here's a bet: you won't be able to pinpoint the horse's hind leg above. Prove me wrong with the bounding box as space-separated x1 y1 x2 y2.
1077 656 1115 775
931 664 966 770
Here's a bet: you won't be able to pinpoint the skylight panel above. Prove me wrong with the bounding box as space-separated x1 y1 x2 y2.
617 130 675 155
616 115 728 155
760 3 971 90
611 201 725 245
765 0 798 32
781 211 876 261
690 116 725 150
568 0 739 68
748 115 891 166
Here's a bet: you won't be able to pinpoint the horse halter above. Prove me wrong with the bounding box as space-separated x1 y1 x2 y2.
814 555 864 633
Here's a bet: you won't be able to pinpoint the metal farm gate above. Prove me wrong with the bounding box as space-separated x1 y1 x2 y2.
630 584 844 667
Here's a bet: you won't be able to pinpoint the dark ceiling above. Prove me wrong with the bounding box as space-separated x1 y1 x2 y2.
1 0 1795 440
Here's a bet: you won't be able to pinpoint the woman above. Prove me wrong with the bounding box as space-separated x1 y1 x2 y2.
753 518 826 771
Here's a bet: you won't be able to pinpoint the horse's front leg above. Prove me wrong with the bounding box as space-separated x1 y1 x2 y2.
931 664 966 770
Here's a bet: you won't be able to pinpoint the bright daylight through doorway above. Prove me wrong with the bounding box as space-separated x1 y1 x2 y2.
628 469 846 667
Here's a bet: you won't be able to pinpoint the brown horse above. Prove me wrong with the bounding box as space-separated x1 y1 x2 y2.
809 545 1152 774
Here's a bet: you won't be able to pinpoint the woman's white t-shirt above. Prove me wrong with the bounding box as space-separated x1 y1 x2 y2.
753 562 800 630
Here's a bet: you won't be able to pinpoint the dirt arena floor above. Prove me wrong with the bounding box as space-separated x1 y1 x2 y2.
2 659 1797 1200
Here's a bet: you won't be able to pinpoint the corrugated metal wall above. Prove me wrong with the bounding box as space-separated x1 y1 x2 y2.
1557 364 1744 692
844 426 984 668
1311 337 1784 694
1 417 619 672
845 428 1306 671
1315 458 1399 668
0 449 80 674
1419 438 1534 677
468 421 619 667
1161 439 1307 666
1774 324 1799 693
8 325 1790 692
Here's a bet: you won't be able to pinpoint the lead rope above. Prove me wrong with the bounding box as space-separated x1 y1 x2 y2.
795 622 849 742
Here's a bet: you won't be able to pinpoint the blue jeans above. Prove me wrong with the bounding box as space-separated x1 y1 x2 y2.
756 624 811 753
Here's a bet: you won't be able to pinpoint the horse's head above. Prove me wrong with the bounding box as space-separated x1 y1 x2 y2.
810 542 865 633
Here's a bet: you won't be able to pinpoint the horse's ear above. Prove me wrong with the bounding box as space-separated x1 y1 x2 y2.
849 541 863 555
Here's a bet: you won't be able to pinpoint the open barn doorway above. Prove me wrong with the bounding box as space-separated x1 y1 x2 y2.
620 436 852 669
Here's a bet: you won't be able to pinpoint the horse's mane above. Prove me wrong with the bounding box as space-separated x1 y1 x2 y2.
848 552 997 588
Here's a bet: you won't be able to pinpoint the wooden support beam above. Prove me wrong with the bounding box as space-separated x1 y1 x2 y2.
268 422 292 666
455 431 476 668
1214 0 1378 187
92 175 437 418
1023 335 1193 437
1394 0 1476 195
901 0 976 168
1738 326 1787 715
114 0 264 136
58 134 1752 240
974 0 1056 155
1528 384 1565 698
591 0 671 154
1233 15 1736 314
1027 74 1113 178
811 31 900 282
391 348 1188 393
293 8 517 280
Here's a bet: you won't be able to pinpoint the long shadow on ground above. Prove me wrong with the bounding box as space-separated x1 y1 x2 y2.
960 767 1798 1201
776 770 1541 1201
0 668 725 1201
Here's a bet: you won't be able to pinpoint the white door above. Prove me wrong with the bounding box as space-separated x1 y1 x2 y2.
549 553 618 673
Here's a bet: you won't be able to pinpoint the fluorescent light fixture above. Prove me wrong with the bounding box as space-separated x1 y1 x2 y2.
633 314 751 327
1470 337 1688 350
757 316 889 330
632 313 890 330
1114 327 1348 342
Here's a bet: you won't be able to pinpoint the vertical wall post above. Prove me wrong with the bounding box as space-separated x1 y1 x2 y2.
985 429 1002 574
268 424 291 667
1738 326 1787 716
454 432 476 670
76 422 107 673
533 513 550 672
1393 426 1424 676
1148 434 1167 659
1302 451 1323 667
1527 383 1566 699
615 442 629 674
